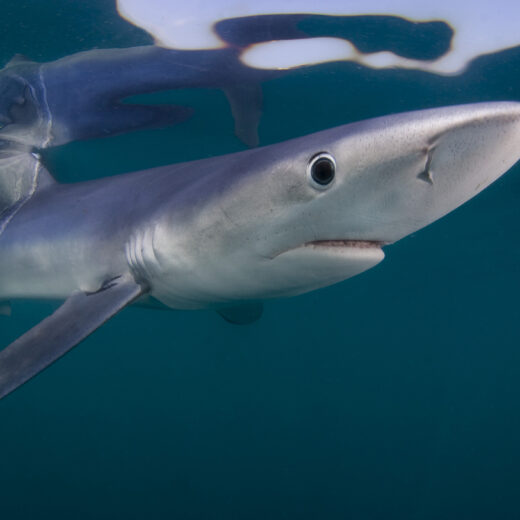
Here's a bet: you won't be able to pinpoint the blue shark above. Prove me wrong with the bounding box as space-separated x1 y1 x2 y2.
0 101 519 399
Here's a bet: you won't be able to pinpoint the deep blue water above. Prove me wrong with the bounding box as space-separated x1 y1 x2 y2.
1 2 520 519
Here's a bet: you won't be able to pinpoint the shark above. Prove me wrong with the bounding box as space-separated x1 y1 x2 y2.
1 101 519 399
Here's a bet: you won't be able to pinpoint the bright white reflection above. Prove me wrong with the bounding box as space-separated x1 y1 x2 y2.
117 0 520 74
241 38 357 70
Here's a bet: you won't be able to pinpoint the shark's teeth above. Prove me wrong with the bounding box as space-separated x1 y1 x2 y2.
305 240 384 249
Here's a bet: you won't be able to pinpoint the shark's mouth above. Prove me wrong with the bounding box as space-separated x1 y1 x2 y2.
268 238 387 284
270 239 386 260
304 239 385 249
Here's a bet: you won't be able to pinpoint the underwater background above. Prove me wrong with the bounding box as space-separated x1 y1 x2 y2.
1 1 520 518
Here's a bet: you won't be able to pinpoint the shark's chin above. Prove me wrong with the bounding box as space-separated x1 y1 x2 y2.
293 240 386 269
266 241 385 297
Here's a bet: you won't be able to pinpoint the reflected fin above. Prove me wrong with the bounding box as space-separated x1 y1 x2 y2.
224 83 263 147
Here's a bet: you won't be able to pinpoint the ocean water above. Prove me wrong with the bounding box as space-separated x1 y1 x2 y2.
1 2 520 519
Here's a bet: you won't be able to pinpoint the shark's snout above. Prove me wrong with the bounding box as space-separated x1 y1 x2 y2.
327 102 520 245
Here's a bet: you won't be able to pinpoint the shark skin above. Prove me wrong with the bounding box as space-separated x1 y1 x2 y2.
1 102 520 398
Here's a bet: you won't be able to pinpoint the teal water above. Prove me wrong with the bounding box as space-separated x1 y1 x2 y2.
1 2 520 519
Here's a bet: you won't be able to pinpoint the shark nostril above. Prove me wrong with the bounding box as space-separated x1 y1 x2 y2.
308 152 336 189
417 146 436 185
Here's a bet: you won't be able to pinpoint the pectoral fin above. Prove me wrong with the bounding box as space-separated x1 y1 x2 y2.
0 301 11 316
0 275 145 400
218 302 263 325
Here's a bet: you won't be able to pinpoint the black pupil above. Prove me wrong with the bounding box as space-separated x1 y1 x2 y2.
311 157 335 185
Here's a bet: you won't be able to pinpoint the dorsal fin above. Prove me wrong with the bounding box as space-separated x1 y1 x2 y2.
5 54 33 68
0 152 55 231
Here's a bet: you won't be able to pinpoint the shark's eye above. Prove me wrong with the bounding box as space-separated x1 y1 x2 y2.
308 153 336 189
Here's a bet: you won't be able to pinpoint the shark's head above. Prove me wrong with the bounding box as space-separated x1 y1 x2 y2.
144 102 520 309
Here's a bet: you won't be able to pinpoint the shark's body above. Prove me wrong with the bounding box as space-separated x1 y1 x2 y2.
1 102 520 398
